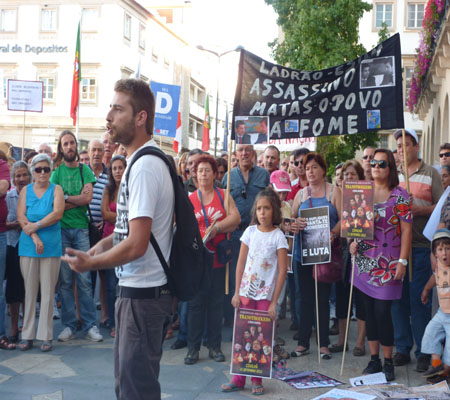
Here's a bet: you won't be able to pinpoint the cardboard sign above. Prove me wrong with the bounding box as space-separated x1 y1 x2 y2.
7 79 43 112
300 206 331 266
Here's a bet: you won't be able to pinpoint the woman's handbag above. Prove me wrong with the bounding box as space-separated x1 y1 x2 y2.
199 187 233 265
312 239 343 283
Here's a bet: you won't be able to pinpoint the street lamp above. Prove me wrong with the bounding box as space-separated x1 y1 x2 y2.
196 45 243 156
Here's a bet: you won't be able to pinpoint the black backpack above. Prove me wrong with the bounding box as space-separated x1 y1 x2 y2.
125 146 213 301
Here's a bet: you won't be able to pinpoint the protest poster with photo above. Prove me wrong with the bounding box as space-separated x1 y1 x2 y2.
231 34 404 141
231 308 274 379
281 217 295 273
341 181 374 240
299 206 330 266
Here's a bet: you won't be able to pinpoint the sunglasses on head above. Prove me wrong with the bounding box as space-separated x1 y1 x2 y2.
370 159 388 169
35 167 51 174
362 155 373 160
440 152 450 158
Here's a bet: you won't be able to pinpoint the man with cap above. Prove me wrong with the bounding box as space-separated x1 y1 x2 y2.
392 128 444 372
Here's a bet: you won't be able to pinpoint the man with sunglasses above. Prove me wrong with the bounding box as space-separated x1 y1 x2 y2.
392 128 443 373
287 148 310 202
221 144 269 325
439 144 450 168
361 147 375 180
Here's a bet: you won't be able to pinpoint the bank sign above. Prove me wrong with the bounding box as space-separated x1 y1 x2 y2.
0 44 68 55
150 81 181 138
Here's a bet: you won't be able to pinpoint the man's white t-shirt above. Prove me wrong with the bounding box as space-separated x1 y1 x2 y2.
239 225 288 301
114 139 174 288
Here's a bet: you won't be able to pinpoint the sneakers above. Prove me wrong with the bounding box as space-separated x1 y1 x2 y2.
383 361 395 381
422 363 445 378
415 355 431 373
274 344 290 360
85 326 103 342
58 327 76 342
363 358 382 374
393 352 411 366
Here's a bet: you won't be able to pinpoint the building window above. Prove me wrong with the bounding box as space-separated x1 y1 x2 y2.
407 3 425 28
375 3 393 28
41 9 57 32
1 9 17 32
81 78 96 102
378 134 389 149
124 13 131 40
82 8 98 32
190 80 205 107
39 77 55 100
139 23 145 49
189 116 203 140
404 66 414 107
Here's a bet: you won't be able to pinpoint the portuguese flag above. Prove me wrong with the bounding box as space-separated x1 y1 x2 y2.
202 95 210 151
70 22 81 126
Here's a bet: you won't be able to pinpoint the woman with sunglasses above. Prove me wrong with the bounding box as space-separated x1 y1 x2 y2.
17 154 64 352
349 149 412 381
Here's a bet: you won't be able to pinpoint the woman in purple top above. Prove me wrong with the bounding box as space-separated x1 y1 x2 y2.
350 149 412 381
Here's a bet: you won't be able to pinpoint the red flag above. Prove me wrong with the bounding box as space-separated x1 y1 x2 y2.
202 95 210 151
173 112 182 153
70 22 81 126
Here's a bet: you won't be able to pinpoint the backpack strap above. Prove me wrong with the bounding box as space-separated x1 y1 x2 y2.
124 146 177 280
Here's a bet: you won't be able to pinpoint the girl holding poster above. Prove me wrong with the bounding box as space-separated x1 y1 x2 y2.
221 189 288 396
349 149 412 382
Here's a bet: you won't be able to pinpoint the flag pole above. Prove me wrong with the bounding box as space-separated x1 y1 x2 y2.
401 129 412 282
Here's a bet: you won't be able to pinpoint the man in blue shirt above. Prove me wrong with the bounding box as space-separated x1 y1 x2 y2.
221 144 269 324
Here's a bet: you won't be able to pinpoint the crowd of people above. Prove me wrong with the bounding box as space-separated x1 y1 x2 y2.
1 78 450 399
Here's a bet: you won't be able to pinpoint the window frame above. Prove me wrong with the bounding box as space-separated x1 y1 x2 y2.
39 76 56 102
81 7 99 33
0 8 17 33
405 1 425 29
80 77 97 103
372 1 396 32
123 12 131 40
139 23 145 49
40 8 58 33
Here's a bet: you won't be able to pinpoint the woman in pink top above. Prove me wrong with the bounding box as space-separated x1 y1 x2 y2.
101 155 127 337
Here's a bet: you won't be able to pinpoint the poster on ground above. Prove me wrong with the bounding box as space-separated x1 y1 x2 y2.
230 308 274 379
300 206 330 265
232 34 404 141
341 181 374 240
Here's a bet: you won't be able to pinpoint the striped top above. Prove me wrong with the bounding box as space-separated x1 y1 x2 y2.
89 164 109 223
399 160 443 247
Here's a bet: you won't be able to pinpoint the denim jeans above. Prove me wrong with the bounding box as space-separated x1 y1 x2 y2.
0 232 6 336
60 228 97 332
105 268 118 328
176 301 188 342
421 308 450 365
391 247 432 358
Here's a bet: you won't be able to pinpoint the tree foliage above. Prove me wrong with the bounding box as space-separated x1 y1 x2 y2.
265 0 380 176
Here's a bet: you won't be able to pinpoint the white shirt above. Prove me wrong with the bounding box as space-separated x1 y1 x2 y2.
114 139 175 288
239 225 288 301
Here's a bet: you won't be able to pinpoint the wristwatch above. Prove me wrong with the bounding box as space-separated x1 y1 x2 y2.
37 221 41 228
64 194 69 201
398 258 408 266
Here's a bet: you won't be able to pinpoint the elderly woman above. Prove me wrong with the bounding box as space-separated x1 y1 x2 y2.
350 149 412 381
330 160 366 356
291 153 342 359
184 154 241 365
17 154 64 352
5 162 31 347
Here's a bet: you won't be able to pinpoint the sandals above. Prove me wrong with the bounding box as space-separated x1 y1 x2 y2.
110 328 116 338
40 341 52 352
18 340 33 351
353 346 366 356
320 352 332 360
0 335 16 350
291 347 309 357
252 384 265 396
221 382 244 393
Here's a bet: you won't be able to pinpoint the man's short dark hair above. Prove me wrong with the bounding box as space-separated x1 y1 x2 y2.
264 145 280 157
440 143 450 152
80 150 88 155
235 120 245 129
114 79 155 136
188 148 203 158
291 148 310 159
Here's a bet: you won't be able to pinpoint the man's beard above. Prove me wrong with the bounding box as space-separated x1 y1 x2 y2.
63 151 77 162
110 120 136 146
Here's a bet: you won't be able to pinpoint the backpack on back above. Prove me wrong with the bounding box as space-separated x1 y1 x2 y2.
125 146 213 301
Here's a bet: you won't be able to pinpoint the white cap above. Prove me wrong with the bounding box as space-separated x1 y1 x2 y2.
393 129 419 144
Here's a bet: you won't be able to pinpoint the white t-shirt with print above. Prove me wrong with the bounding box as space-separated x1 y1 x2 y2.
114 139 175 288
239 225 288 301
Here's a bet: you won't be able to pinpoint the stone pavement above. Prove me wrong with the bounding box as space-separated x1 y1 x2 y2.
0 313 429 400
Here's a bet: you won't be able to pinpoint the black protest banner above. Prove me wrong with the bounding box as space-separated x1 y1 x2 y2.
232 34 404 141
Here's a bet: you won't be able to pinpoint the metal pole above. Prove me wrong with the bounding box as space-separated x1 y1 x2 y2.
214 58 220 157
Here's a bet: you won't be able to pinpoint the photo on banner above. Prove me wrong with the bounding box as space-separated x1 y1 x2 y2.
234 116 269 145
299 206 331 266
341 181 374 240
281 217 295 273
231 34 404 141
230 308 274 379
